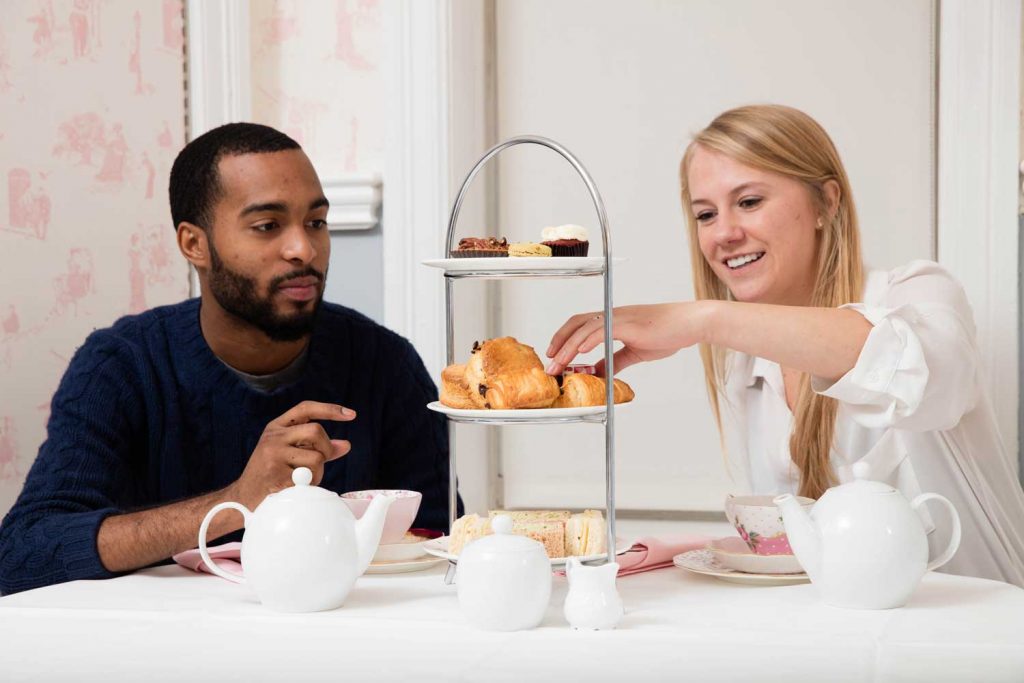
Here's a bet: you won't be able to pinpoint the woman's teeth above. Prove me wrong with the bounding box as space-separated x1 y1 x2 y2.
726 252 765 269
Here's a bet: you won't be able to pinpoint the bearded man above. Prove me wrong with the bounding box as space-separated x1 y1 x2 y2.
0 123 458 594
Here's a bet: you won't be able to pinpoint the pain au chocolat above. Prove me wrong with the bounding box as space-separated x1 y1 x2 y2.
439 364 476 409
552 372 634 408
461 337 560 410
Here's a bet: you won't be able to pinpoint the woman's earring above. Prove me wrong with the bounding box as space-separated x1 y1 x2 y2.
816 217 824 229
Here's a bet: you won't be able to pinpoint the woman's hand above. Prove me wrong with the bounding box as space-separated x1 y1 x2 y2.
545 302 713 376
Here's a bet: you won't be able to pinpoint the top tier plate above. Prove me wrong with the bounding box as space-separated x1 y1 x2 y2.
422 256 623 278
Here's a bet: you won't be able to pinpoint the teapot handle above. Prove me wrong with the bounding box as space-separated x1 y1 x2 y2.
198 502 251 584
910 493 961 572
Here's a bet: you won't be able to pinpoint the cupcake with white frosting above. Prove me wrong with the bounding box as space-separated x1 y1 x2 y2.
540 224 589 257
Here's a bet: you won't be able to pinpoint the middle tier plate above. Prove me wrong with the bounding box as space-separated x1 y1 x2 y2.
426 400 630 424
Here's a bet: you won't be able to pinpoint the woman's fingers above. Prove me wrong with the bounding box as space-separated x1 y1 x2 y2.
546 315 607 375
594 347 643 378
546 312 601 358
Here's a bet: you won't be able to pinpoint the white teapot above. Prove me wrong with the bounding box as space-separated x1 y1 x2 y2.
198 467 394 613
456 515 552 631
775 462 961 609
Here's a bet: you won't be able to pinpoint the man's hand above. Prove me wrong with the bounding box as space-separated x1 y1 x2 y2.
227 401 355 509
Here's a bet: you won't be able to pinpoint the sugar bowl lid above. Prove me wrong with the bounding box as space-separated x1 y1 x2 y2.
461 515 545 557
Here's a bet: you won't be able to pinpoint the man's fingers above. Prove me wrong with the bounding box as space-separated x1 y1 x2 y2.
328 439 351 461
285 422 335 461
286 447 327 471
271 400 356 428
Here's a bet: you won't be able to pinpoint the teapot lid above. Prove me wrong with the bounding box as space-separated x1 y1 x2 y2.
463 515 545 555
269 467 340 502
848 461 897 494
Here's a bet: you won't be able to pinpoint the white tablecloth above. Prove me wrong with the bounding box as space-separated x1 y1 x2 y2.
1 563 1023 682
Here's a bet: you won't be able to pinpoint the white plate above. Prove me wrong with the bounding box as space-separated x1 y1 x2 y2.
673 549 809 586
422 256 623 275
708 537 804 575
372 539 429 563
365 555 447 575
427 401 630 421
422 535 633 566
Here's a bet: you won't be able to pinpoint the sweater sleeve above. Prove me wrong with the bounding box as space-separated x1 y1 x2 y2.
809 261 980 432
0 332 141 594
377 338 462 533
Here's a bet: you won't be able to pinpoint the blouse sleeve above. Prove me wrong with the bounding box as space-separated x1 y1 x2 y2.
810 260 979 432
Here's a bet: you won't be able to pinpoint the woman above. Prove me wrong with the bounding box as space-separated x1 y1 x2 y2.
546 105 1024 586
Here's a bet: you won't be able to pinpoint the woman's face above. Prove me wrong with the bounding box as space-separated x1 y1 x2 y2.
687 144 822 306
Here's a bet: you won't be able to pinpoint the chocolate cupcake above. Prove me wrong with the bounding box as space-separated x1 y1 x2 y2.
540 224 589 257
451 237 509 258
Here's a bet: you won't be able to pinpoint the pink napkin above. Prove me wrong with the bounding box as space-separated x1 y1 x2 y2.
173 542 243 578
614 534 710 576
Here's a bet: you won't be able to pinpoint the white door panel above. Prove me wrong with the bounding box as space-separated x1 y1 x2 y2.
494 0 936 511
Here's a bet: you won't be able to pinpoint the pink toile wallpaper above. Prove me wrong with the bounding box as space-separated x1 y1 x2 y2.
0 1 189 516
250 0 383 177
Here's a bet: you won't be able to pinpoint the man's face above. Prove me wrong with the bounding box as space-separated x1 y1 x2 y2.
204 149 330 341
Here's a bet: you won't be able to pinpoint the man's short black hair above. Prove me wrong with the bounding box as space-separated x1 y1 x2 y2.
169 122 301 231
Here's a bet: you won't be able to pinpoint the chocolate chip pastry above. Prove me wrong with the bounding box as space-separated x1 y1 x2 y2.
462 337 560 409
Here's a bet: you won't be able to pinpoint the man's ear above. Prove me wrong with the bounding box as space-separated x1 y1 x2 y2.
176 222 210 269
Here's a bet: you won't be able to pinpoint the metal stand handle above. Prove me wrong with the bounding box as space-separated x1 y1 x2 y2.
443 135 617 567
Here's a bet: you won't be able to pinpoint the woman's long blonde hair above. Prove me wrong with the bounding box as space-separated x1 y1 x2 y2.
679 105 864 499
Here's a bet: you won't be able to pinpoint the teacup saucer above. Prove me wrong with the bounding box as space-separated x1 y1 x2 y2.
708 537 804 575
373 530 441 563
673 549 809 586
366 555 446 574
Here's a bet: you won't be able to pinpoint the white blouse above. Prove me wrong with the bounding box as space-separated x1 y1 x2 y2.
722 260 1024 587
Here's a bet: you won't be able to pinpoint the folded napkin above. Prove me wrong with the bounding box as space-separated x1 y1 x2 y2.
614 534 711 576
173 542 243 577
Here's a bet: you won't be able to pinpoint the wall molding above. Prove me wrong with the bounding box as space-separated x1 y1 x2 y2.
382 0 451 379
183 0 252 297
323 175 382 232
184 0 251 139
937 0 1021 471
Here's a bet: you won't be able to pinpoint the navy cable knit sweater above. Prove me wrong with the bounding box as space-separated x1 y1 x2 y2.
0 298 459 595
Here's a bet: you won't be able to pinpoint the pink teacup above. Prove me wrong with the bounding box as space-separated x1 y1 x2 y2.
724 494 814 555
341 489 422 544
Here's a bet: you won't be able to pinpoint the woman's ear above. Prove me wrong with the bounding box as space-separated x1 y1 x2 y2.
822 179 841 223
176 222 210 269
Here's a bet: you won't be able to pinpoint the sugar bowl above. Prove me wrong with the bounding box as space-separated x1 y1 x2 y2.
455 514 552 630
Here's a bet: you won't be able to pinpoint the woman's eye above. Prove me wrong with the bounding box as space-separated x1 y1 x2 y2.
695 210 716 223
738 196 762 210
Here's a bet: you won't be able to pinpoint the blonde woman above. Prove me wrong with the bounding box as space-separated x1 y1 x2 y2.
546 105 1024 586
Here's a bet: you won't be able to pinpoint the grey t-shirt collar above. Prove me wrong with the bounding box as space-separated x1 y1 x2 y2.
221 343 310 393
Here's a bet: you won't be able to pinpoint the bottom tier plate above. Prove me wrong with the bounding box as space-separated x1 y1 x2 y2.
422 535 633 566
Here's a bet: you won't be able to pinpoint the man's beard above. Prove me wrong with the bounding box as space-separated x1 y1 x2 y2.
207 243 325 342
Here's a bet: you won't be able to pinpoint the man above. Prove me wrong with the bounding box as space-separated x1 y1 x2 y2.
0 123 458 594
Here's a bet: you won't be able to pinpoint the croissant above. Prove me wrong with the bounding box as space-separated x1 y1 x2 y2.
552 373 634 408
463 337 560 409
439 364 477 409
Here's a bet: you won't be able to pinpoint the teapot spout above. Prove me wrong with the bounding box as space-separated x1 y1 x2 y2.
355 494 395 575
774 494 822 582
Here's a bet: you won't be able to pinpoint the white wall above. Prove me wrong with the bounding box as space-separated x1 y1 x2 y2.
492 0 937 511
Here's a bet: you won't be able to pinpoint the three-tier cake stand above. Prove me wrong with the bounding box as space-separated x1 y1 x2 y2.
426 135 619 580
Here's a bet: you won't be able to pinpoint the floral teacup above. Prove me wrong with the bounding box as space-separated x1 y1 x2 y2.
724 494 814 555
